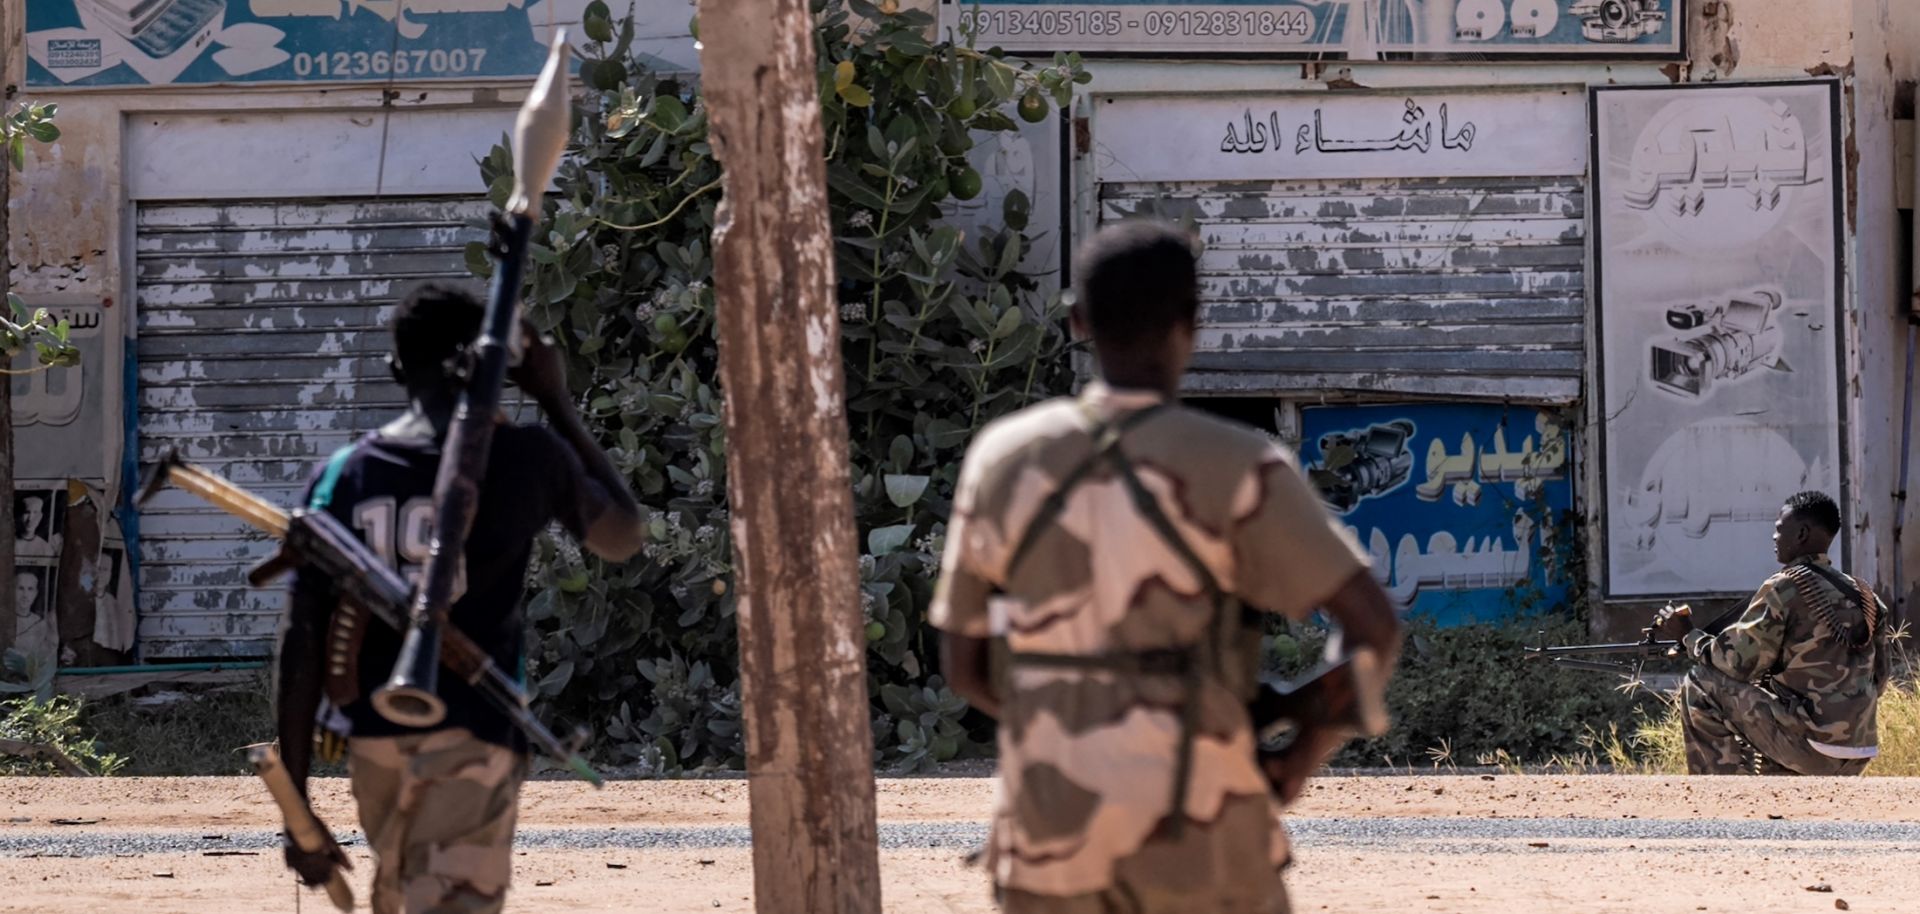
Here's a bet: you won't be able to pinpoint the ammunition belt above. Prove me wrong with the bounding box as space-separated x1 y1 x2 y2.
1781 563 1878 651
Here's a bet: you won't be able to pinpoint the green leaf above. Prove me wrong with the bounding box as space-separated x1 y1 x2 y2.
838 84 874 108
835 59 856 91
538 659 576 695
889 434 914 470
651 95 688 132
983 61 1016 101
992 307 1022 340
9 136 24 172
51 319 69 343
25 121 58 144
869 524 915 555
994 234 1023 279
883 474 930 508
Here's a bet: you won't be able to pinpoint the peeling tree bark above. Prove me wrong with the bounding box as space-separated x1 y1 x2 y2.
695 0 882 911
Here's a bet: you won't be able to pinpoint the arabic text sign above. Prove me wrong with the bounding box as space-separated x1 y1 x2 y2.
1300 403 1577 627
25 0 699 87
1094 89 1587 183
948 0 1682 58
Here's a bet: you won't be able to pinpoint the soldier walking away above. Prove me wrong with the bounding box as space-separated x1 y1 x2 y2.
1653 491 1889 775
274 282 647 913
932 220 1403 913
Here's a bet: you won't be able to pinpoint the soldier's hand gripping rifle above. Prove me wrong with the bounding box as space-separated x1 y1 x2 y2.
135 453 603 787
373 32 572 731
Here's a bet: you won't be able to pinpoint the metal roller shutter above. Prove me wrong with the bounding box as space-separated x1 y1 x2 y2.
134 197 490 659
1099 175 1587 402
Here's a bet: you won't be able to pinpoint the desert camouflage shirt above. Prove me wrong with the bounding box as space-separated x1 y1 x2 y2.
1681 555 1887 753
930 382 1370 898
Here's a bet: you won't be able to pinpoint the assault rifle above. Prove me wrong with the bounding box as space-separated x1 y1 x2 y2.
135 453 604 786
1523 600 1747 679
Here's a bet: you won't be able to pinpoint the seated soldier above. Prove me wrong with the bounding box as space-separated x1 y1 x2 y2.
1653 491 1888 775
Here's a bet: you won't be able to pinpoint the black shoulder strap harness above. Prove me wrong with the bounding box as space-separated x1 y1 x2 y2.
1000 399 1256 837
1781 560 1881 652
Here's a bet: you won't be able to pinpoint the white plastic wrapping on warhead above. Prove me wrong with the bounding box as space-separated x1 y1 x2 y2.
508 30 572 215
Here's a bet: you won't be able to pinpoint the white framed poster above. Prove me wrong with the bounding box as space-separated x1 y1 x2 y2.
1591 80 1846 599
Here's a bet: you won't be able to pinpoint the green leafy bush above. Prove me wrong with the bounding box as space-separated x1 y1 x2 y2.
0 696 125 776
482 0 1086 772
1269 618 1655 767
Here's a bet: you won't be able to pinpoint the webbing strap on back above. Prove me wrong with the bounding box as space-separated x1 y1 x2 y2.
1001 399 1246 836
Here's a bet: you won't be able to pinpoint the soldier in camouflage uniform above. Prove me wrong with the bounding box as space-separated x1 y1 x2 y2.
1653 491 1888 775
932 221 1403 913
275 284 646 912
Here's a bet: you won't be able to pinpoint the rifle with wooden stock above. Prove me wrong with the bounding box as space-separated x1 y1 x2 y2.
134 452 603 786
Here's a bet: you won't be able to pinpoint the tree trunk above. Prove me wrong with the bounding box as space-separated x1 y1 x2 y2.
696 0 882 911
1 0 18 652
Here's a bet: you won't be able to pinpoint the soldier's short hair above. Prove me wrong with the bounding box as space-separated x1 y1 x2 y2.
392 282 485 387
1071 220 1200 349
1784 490 1841 535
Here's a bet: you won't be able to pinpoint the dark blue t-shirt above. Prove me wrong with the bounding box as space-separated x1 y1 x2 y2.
294 423 591 752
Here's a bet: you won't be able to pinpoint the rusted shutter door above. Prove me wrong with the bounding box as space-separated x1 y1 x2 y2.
1099 175 1586 402
134 197 490 659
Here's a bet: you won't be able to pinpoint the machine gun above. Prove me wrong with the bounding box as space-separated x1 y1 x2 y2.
135 452 604 786
1523 600 1747 679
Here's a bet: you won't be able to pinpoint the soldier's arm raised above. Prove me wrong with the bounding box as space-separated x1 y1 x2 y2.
514 326 647 562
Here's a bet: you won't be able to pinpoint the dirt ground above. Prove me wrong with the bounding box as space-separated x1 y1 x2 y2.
5 775 1920 913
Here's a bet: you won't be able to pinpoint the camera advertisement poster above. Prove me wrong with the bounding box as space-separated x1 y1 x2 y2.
22 0 698 88
1300 403 1577 626
945 0 1683 59
1591 81 1845 599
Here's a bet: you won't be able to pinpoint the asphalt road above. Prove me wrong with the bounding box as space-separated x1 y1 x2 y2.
10 816 1920 859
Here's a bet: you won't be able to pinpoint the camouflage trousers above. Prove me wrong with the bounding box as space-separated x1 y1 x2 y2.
349 728 527 914
999 872 1290 914
995 795 1291 914
1681 666 1870 777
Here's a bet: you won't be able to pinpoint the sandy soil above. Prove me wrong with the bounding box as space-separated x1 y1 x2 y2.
5 775 1919 913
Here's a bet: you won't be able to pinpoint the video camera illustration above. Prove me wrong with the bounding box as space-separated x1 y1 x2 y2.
1570 0 1667 42
1309 420 1415 514
1649 288 1786 400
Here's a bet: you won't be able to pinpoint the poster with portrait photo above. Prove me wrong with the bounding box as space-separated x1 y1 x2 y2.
1590 80 1846 598
11 563 53 621
12 487 65 559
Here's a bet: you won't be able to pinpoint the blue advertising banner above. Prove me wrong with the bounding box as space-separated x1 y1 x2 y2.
1298 403 1577 626
947 0 1681 59
25 0 697 88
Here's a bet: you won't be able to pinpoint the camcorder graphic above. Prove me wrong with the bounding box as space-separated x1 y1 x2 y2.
1310 420 1414 513
1571 0 1667 42
1649 288 1786 400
